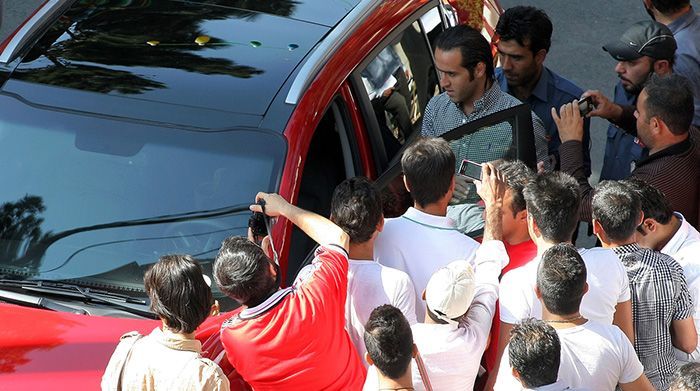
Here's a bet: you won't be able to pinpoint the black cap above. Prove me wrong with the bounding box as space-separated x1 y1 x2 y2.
603 20 677 61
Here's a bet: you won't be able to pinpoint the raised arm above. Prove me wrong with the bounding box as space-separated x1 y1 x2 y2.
250 192 349 253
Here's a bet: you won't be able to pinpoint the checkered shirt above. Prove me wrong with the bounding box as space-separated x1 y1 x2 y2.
421 81 550 170
613 243 694 391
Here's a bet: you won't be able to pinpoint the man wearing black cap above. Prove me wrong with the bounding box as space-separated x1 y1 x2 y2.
583 20 676 181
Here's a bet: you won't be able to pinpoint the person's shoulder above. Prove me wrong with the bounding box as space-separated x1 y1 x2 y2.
426 92 451 108
501 260 536 286
578 247 619 262
546 67 584 99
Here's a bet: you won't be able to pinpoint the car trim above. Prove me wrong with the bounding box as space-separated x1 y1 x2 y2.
284 0 382 105
0 0 74 64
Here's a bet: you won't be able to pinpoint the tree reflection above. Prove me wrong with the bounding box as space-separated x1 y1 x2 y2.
0 195 50 274
13 0 303 94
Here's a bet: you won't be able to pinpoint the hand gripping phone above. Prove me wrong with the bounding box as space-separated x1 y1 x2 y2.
458 159 482 181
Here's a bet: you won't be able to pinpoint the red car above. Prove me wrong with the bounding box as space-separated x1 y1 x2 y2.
0 0 504 389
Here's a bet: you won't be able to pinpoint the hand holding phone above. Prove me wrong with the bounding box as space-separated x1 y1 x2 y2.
578 95 595 117
458 159 482 182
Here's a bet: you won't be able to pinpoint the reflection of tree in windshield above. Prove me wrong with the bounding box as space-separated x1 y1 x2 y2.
13 0 306 93
0 196 50 274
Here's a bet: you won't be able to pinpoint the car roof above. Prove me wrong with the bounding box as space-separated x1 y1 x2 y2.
1 0 362 128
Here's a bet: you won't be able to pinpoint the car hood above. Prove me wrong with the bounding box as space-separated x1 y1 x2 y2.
0 303 158 389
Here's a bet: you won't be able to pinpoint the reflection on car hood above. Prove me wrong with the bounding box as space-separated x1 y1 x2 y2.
0 303 157 389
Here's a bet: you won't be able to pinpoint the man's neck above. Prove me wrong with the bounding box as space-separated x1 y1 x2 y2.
348 240 374 261
506 226 532 246
509 66 543 102
535 239 572 257
649 132 688 155
461 77 492 115
377 369 414 390
654 6 691 25
414 202 447 217
600 237 636 249
654 215 682 251
541 307 586 330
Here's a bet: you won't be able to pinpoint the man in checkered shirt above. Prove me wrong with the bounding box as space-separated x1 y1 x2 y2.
420 24 550 173
591 180 697 390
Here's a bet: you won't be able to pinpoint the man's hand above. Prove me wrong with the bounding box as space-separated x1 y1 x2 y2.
552 100 585 143
250 192 290 217
450 174 471 204
582 90 623 121
474 163 506 209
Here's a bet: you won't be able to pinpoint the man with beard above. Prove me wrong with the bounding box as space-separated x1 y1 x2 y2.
495 6 591 176
583 20 676 181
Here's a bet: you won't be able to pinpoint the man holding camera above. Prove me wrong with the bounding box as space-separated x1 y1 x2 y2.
583 20 676 181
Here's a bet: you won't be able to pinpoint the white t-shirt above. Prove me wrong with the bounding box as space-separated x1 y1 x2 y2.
499 247 631 326
374 207 480 321
495 321 644 391
346 259 417 367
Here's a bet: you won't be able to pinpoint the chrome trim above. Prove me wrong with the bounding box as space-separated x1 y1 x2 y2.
0 0 74 64
284 0 384 105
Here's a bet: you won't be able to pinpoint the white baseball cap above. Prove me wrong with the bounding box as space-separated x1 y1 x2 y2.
425 260 476 325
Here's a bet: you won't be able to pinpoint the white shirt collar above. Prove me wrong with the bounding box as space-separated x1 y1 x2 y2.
402 207 458 230
662 212 692 255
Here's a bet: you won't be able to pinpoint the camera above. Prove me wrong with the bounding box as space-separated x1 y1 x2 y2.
248 212 267 245
458 159 482 182
578 96 595 117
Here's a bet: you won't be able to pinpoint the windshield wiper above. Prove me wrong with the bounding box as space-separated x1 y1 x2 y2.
0 279 157 319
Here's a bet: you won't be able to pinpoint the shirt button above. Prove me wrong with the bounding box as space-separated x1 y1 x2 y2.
462 119 466 124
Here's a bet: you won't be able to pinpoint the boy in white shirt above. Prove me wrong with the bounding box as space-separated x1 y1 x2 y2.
487 171 633 389
496 244 653 391
330 177 417 365
374 138 479 321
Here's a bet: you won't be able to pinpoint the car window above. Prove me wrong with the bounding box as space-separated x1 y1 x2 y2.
358 18 440 172
0 94 286 311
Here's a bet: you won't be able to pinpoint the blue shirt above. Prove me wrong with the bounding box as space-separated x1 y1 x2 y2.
599 83 646 181
496 67 591 176
668 7 700 126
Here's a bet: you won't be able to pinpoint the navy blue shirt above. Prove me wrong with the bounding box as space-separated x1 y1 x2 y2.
599 82 646 181
496 66 591 176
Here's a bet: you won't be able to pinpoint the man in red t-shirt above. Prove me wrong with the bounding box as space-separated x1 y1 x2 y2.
213 192 366 390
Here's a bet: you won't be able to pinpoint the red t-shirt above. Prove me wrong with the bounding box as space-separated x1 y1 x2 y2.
481 239 537 375
220 245 366 390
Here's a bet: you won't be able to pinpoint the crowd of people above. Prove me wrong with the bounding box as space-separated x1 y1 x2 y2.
101 1 700 390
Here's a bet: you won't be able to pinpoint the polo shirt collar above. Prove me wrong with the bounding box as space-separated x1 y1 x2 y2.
611 243 641 256
668 7 697 34
454 80 500 114
402 207 458 230
152 327 201 353
238 286 294 320
662 212 691 255
635 136 691 168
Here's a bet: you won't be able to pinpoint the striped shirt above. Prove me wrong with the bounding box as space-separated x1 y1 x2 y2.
560 126 700 228
612 243 694 391
421 81 550 170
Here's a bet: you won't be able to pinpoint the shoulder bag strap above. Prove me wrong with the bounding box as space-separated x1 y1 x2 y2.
414 349 433 391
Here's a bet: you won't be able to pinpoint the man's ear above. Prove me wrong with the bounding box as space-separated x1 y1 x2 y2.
515 208 528 223
653 59 672 75
534 285 542 299
403 174 411 193
583 281 589 295
512 366 521 382
261 235 273 259
643 218 658 233
534 49 547 66
412 343 418 358
422 289 426 301
474 61 486 79
592 218 605 241
376 216 385 234
365 352 374 366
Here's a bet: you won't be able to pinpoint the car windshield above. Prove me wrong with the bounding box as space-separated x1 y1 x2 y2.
0 94 285 311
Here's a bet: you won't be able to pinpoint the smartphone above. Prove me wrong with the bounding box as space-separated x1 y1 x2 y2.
578 95 594 116
458 159 482 181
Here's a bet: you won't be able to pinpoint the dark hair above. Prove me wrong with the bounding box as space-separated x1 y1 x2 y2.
670 362 700 391
592 180 642 242
643 74 694 136
214 236 276 307
434 24 495 79
144 255 214 334
496 6 553 55
624 178 673 224
494 160 535 217
401 137 456 207
650 0 690 14
330 177 383 244
523 171 580 242
364 305 414 379
537 243 587 315
509 318 561 388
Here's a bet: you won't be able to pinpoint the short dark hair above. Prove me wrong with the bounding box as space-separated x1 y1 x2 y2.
509 318 561 388
330 177 383 244
643 74 694 136
434 24 495 79
670 362 700 391
494 160 535 217
401 137 455 207
214 236 276 307
496 6 553 55
650 0 690 14
364 305 414 379
625 178 673 224
144 255 213 334
523 171 580 242
592 180 642 242
537 243 587 316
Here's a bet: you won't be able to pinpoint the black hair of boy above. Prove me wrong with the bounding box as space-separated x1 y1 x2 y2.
145 254 213 334
496 6 553 55
625 178 673 224
401 137 455 207
536 243 587 315
494 159 535 217
509 318 561 388
364 304 414 379
434 24 495 80
523 171 580 242
214 236 277 307
592 180 642 242
330 177 383 244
